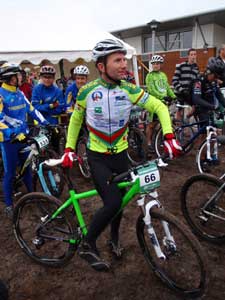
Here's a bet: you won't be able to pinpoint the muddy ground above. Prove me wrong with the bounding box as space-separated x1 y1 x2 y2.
0 151 225 300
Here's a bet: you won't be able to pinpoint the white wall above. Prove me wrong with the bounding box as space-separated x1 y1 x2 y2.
213 24 225 52
192 23 214 49
123 36 142 54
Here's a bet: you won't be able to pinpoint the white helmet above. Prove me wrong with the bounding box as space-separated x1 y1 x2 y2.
73 65 90 75
150 55 164 64
92 39 127 62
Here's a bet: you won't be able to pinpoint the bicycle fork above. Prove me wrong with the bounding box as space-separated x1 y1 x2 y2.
137 192 176 260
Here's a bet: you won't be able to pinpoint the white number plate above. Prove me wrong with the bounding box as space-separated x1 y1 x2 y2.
34 134 49 149
137 163 160 193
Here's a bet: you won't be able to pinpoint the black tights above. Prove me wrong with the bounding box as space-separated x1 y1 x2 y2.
86 150 128 249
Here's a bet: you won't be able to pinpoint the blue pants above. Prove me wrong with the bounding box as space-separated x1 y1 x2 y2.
1 142 33 206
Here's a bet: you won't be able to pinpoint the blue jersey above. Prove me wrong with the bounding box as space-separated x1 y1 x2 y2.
0 83 48 142
31 83 66 124
65 82 79 114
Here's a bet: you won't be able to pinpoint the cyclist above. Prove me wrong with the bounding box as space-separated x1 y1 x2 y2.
172 48 199 120
31 65 66 124
145 55 176 151
62 39 182 271
192 57 225 128
65 65 89 114
0 63 48 217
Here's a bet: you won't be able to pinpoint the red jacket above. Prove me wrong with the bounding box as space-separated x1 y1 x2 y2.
19 82 32 100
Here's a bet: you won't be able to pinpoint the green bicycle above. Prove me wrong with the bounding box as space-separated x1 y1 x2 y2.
13 156 207 298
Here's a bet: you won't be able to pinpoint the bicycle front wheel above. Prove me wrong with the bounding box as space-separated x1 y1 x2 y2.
127 127 148 166
136 208 207 298
13 192 77 267
181 174 225 243
196 139 225 179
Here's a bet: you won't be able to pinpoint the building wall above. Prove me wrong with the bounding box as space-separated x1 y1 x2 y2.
213 24 225 51
123 36 142 54
138 48 216 86
192 23 214 48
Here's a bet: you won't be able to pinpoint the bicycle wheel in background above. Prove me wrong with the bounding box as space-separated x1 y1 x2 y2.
127 127 148 166
76 136 91 179
181 174 225 243
136 208 207 298
13 192 78 267
196 138 225 179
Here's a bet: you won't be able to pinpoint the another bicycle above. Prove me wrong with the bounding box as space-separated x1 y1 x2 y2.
127 106 148 166
181 173 225 243
7 127 65 199
13 156 207 298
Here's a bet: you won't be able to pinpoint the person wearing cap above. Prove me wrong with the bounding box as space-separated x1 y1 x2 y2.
31 65 66 124
0 63 48 217
65 65 89 115
145 55 176 152
62 39 182 271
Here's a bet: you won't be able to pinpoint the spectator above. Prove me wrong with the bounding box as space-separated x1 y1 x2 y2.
215 45 225 87
18 70 33 100
31 65 66 124
145 55 176 151
65 65 89 114
172 48 199 119
124 70 136 84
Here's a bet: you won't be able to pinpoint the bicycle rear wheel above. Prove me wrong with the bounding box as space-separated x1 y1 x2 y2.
181 174 225 243
196 139 225 179
127 127 148 166
136 208 207 298
76 137 91 179
13 192 78 267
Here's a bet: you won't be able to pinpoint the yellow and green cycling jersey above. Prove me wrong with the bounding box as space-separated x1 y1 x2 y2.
66 78 172 154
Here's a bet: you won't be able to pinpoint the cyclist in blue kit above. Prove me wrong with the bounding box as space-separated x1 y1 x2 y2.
0 63 48 217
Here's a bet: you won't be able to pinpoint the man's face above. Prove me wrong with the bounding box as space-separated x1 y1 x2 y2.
220 46 225 59
188 51 197 64
98 52 127 82
151 62 161 71
41 74 55 87
207 73 216 82
75 75 88 88
9 74 21 87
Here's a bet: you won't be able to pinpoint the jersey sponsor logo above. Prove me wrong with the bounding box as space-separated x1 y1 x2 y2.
119 119 125 127
94 107 102 114
92 91 103 102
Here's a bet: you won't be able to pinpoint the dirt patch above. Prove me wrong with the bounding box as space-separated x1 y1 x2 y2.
0 152 225 300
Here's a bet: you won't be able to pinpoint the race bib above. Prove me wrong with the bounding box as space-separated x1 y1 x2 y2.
137 162 160 193
33 134 49 149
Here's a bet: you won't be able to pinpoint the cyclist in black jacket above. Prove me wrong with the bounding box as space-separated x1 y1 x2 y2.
192 57 225 128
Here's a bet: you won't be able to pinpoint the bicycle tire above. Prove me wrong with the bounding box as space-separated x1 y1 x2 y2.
154 124 193 157
181 174 225 243
196 139 225 179
13 192 78 267
127 127 148 166
76 137 91 179
136 208 207 298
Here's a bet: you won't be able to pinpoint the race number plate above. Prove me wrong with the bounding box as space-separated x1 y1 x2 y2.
33 134 49 149
137 162 160 193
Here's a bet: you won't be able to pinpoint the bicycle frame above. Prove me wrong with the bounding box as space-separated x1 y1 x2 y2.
39 157 175 259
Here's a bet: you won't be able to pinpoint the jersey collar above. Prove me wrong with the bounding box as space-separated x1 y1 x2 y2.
98 78 121 89
2 82 17 92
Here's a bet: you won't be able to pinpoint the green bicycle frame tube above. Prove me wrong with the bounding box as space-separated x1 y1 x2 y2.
51 179 140 237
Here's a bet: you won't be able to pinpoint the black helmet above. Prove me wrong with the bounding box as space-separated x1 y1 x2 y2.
207 57 225 76
0 63 22 80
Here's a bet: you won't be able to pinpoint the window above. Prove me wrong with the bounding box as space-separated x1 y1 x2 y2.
143 30 192 52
